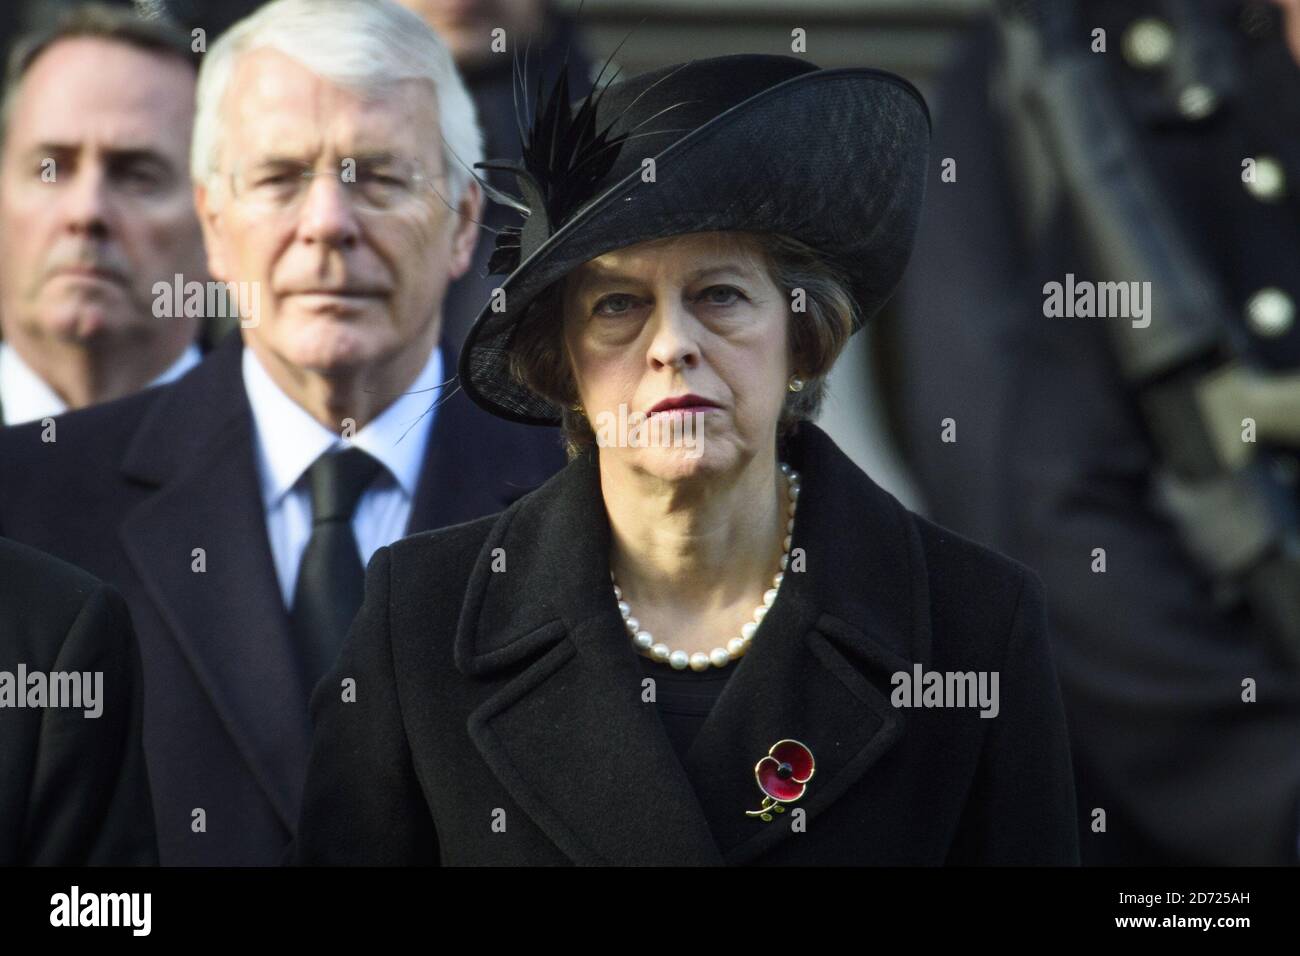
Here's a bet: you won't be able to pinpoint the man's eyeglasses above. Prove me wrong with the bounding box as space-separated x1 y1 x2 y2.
227 157 447 215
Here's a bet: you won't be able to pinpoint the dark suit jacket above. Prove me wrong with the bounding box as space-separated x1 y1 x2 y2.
0 537 156 865
295 422 1079 865
0 321 230 426
0 333 564 865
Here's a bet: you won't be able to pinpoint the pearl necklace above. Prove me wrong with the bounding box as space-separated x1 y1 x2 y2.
612 462 801 671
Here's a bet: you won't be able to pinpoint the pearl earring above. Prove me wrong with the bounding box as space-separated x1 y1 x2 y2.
788 376 805 393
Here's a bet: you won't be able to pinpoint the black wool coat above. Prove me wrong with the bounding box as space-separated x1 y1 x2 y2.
295 422 1080 865
0 537 156 865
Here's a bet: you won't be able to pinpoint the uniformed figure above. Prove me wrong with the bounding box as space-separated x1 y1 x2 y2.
891 0 1300 864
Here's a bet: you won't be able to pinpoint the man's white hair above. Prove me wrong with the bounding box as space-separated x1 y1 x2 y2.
191 0 481 205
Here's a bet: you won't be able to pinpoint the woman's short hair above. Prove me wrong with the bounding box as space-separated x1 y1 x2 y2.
507 231 859 460
191 0 481 204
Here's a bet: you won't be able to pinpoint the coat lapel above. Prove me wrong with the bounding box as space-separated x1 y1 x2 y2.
450 423 931 864
680 424 928 862
117 335 313 831
454 445 723 864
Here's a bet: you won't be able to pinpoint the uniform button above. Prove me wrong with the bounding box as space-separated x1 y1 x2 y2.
1123 17 1175 69
1178 83 1219 119
1245 287 1295 337
1244 154 1286 202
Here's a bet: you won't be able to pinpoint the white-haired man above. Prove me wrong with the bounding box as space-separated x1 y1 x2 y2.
0 0 563 866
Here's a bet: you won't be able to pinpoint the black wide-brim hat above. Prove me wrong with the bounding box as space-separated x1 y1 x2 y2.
458 53 931 425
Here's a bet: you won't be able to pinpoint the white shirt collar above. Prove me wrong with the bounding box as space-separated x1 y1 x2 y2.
241 341 444 507
0 340 201 426
153 342 202 385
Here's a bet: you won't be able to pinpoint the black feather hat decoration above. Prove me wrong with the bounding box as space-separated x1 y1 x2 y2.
475 48 631 275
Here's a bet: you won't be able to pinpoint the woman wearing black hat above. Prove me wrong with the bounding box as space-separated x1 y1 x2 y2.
295 53 1080 865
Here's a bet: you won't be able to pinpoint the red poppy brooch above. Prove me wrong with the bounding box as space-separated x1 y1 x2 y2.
746 739 816 821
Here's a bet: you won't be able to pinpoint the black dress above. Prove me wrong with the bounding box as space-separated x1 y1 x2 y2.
635 653 738 763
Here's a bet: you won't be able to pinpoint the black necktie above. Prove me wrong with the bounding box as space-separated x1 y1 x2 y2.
290 446 384 690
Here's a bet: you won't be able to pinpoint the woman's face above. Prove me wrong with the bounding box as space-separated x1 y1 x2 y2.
561 231 791 481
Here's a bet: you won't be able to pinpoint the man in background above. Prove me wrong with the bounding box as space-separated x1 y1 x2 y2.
0 5 211 425
0 0 563 866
